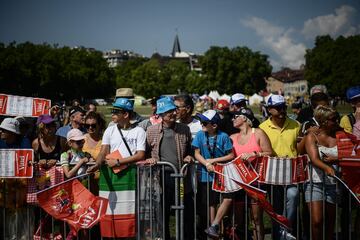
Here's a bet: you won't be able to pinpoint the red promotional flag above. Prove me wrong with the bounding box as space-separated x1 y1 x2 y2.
336 131 359 159
338 157 360 204
32 98 51 116
37 176 108 232
336 131 360 204
212 157 259 193
0 94 8 114
214 170 292 230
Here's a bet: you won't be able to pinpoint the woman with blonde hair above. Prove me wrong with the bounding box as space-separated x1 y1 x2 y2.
304 105 342 240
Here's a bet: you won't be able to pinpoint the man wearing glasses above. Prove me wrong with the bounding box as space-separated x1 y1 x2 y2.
173 94 202 239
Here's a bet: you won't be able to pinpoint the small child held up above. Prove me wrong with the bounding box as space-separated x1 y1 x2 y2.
60 129 90 179
192 110 234 239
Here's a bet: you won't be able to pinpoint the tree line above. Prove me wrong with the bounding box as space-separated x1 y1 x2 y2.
0 35 359 102
305 35 360 97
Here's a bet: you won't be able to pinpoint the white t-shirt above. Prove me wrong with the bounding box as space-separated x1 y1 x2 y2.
102 125 146 157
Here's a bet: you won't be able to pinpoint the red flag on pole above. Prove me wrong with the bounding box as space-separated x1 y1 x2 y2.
37 176 108 233
214 170 292 230
336 131 360 203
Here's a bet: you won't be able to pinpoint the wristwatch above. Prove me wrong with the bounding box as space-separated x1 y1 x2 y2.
115 159 121 167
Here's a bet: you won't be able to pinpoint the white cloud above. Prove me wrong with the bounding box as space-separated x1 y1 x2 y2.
302 5 360 39
242 17 306 69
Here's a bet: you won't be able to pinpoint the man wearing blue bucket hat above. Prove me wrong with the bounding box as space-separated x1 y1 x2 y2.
109 88 145 127
87 97 146 238
146 97 194 239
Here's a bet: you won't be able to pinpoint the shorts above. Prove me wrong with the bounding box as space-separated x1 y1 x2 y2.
222 190 245 200
304 182 341 204
198 182 220 206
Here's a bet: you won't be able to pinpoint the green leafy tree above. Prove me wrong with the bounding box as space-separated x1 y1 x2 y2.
131 59 164 98
0 42 115 101
200 46 272 94
305 35 360 96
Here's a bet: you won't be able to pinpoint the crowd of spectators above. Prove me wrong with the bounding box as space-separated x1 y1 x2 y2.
0 85 359 240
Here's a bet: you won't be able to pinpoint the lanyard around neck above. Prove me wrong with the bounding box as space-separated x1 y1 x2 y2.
205 132 217 158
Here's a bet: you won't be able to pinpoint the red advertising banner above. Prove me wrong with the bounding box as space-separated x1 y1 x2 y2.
255 155 309 185
0 93 51 117
214 170 292 230
37 177 108 233
0 149 33 178
212 156 259 193
32 97 51 117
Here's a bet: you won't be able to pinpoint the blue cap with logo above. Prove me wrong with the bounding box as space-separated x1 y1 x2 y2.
267 94 286 107
156 97 176 114
196 110 221 124
113 98 134 111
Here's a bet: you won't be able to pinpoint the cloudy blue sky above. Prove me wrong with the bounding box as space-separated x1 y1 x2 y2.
1 0 359 70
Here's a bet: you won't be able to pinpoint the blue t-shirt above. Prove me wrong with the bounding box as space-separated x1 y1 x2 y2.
56 124 86 139
56 124 71 139
192 130 233 182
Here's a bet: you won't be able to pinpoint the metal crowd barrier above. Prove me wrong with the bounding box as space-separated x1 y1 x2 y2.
1 160 359 240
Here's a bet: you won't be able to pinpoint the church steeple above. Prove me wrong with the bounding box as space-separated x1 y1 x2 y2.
172 34 181 57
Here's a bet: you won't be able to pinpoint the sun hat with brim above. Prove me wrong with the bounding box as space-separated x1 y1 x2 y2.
156 97 176 115
112 98 134 111
267 94 286 107
0 118 20 135
67 129 85 142
116 88 134 99
196 110 220 124
36 114 55 125
346 86 360 101
230 93 248 105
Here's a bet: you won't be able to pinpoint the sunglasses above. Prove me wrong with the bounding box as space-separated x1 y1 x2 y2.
45 122 56 128
73 140 84 145
327 116 338 122
176 105 187 110
201 121 211 126
111 109 125 114
232 115 241 120
271 105 287 111
84 123 97 129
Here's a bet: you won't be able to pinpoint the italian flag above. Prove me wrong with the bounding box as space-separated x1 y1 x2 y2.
99 165 136 238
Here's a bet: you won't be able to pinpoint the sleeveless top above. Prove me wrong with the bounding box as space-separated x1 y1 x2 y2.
310 145 338 184
37 137 61 161
231 128 262 161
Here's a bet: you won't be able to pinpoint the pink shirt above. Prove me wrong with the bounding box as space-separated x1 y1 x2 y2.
231 128 261 161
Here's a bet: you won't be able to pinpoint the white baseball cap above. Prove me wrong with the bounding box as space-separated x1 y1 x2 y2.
0 118 20 135
267 94 286 107
196 110 220 124
67 129 85 141
230 93 247 105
